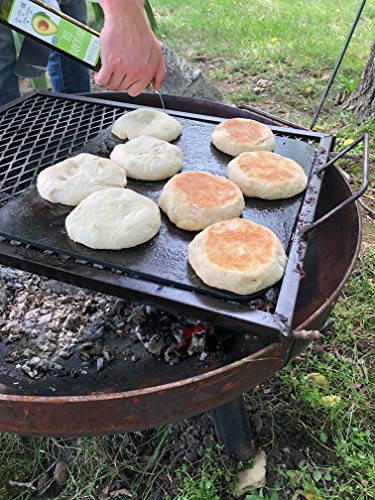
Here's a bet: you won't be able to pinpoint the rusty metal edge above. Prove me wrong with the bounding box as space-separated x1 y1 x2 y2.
0 343 283 403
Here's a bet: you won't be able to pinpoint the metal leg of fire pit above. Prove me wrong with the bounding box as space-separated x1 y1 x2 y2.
211 395 255 461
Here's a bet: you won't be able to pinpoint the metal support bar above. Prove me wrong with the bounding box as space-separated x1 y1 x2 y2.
211 395 255 461
301 133 368 236
310 0 367 129
237 103 311 130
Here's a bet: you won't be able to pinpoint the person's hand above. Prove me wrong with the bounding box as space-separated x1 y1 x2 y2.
95 0 167 96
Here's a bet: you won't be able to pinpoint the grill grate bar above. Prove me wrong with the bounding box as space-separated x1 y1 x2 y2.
0 93 123 205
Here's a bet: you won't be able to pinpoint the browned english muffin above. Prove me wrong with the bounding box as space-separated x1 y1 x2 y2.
188 218 287 295
227 151 308 199
158 171 244 231
211 118 275 156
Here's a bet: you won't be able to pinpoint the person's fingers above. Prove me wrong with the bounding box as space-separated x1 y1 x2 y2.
95 64 113 87
152 61 167 92
116 68 143 92
105 66 128 91
126 77 150 97
117 63 156 94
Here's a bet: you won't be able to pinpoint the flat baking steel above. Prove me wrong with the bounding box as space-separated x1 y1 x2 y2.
0 113 316 302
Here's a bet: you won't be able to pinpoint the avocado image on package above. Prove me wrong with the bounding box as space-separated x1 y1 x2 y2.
31 12 58 36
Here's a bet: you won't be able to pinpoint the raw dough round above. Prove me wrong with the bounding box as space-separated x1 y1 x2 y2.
37 153 127 206
110 136 183 181
211 118 275 156
188 218 287 295
158 171 245 231
112 108 182 142
66 188 161 250
227 151 308 199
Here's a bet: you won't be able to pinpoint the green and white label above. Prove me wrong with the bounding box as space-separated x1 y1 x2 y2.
8 0 100 66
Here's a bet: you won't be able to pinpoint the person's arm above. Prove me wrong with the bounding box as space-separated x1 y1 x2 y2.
95 0 167 96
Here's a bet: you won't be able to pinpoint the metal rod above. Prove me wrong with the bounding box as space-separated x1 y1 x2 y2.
211 395 255 461
317 134 366 173
310 0 367 130
237 104 311 130
302 133 368 236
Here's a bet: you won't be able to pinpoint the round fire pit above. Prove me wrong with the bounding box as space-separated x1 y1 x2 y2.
0 93 361 437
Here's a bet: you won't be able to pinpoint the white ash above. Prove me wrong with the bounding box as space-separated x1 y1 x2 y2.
0 268 213 379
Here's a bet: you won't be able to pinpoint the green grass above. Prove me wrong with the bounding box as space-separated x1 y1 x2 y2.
153 0 374 125
153 0 373 71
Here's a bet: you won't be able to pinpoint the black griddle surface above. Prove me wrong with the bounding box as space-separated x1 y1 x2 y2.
0 113 316 302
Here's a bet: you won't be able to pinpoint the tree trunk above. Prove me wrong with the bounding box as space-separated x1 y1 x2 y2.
349 37 375 119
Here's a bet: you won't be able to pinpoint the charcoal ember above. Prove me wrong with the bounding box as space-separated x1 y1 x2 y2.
97 357 104 371
132 306 212 364
265 288 277 303
79 342 104 359
102 346 113 362
163 346 181 364
82 317 106 341
63 314 81 330
187 328 207 356
5 332 23 344
111 298 130 315
136 329 165 356
0 284 8 313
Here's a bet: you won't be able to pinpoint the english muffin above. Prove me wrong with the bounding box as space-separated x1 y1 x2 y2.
211 117 275 156
112 108 182 142
66 188 160 250
158 171 245 231
37 153 127 206
110 136 183 181
227 151 308 199
188 218 287 295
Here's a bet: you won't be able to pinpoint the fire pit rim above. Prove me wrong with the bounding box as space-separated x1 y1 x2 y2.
297 173 362 330
0 342 283 403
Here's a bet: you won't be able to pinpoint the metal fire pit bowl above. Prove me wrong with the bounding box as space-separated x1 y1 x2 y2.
0 92 362 437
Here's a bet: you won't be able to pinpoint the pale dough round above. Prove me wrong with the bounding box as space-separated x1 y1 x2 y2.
158 171 245 231
112 108 182 142
227 151 308 200
110 136 183 181
211 118 275 156
66 188 161 250
188 218 287 295
37 153 127 206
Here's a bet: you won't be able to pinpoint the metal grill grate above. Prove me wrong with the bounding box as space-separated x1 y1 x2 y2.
0 92 124 205
0 90 334 338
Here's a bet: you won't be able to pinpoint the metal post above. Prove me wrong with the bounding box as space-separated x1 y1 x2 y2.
310 0 367 129
211 395 255 461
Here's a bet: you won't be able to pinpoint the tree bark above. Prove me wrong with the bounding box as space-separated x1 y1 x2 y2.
349 37 375 119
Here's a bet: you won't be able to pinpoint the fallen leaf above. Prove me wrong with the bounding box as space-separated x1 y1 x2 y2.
303 87 314 97
256 78 269 88
53 462 68 487
305 373 329 388
233 450 266 496
321 395 341 407
109 488 132 498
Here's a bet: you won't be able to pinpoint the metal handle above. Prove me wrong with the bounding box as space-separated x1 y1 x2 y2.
236 104 310 130
301 133 369 236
